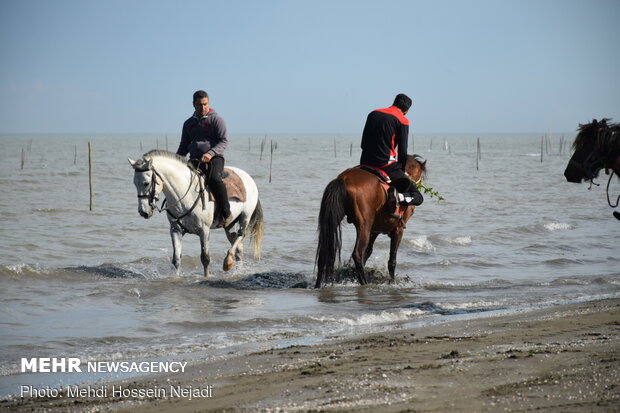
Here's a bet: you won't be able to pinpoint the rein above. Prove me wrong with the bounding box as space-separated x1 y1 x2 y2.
606 171 620 208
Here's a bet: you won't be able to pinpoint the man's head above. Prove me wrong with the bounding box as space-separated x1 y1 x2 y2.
193 90 210 117
393 93 412 115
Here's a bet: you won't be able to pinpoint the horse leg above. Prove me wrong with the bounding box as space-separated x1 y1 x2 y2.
226 227 245 260
387 227 404 283
199 227 211 277
223 215 249 271
170 226 183 275
352 224 371 285
223 217 248 271
363 232 379 266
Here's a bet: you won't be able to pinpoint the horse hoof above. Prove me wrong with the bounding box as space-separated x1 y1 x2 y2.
223 255 234 271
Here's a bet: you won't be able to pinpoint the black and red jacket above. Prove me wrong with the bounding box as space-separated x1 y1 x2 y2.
360 105 409 169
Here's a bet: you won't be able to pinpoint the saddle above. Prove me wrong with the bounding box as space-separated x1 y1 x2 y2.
191 162 246 202
358 164 391 191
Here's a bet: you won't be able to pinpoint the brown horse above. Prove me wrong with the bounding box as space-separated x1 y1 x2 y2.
315 155 427 288
564 118 620 220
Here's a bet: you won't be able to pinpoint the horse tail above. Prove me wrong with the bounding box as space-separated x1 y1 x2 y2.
315 178 347 288
247 198 264 259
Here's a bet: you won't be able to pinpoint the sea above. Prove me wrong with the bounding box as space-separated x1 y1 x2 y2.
1 133 618 396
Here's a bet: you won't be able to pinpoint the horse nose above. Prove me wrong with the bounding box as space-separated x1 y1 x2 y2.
139 209 150 219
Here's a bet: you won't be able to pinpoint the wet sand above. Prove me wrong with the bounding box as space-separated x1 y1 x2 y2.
3 298 619 412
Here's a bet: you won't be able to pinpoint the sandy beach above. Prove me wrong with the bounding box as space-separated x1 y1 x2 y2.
2 298 618 412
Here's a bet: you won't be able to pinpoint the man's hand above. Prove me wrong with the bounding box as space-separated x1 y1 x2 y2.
201 153 213 163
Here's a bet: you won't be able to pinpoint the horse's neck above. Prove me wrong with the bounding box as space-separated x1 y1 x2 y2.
153 158 198 202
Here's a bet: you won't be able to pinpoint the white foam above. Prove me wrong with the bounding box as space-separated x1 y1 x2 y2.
544 222 573 231
447 236 472 246
407 235 435 252
312 308 425 327
438 301 502 310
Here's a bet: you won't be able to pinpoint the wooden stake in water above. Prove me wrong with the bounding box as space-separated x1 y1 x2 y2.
350 143 353 157
21 147 25 169
476 138 482 171
88 142 93 211
260 136 266 160
269 140 274 183
540 136 544 163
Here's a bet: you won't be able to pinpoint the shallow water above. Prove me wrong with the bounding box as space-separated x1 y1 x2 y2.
1 133 618 396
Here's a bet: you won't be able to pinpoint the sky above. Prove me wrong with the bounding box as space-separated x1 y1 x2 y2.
0 0 619 134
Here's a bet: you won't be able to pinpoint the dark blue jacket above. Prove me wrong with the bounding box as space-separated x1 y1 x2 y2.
176 109 228 159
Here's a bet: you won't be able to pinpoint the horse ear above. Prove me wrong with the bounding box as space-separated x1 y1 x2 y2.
128 158 136 167
145 159 153 169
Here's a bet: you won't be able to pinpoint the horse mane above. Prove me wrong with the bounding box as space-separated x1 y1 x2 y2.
143 150 190 166
573 118 620 152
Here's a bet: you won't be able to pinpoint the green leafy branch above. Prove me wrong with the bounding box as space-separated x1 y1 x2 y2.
416 182 445 202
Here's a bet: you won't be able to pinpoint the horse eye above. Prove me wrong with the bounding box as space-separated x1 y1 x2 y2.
143 182 149 187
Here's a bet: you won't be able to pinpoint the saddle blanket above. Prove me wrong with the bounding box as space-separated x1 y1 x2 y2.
206 168 247 202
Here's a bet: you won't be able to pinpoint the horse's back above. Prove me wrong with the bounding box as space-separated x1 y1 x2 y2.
339 168 385 199
338 168 386 216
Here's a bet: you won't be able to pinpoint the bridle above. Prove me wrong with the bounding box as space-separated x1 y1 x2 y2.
134 160 205 230
567 149 605 185
135 167 162 211
568 127 620 211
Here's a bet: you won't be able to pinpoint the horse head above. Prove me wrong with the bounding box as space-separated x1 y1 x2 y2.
128 156 163 219
564 118 614 183
564 119 607 183
406 154 427 185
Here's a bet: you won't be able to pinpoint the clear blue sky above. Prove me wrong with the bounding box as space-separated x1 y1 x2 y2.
1 0 618 134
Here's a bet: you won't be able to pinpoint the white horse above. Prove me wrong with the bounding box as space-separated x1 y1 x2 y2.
129 150 264 277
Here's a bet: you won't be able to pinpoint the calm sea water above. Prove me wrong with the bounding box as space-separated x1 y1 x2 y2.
1 133 618 395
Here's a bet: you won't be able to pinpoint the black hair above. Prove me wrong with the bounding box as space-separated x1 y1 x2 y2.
393 93 412 112
193 90 209 103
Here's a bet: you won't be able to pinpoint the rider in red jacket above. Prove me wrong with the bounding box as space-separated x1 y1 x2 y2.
360 94 423 210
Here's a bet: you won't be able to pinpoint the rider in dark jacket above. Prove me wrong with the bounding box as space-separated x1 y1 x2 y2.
176 90 231 224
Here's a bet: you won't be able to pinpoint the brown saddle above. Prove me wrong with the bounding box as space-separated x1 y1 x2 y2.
207 168 246 202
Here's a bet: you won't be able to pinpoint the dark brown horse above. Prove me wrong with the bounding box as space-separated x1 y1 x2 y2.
315 155 427 288
564 118 620 219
